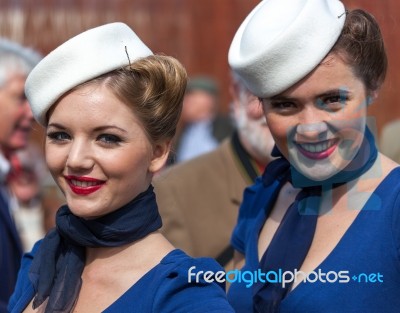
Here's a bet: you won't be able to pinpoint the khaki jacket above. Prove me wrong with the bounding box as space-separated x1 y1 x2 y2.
154 136 258 265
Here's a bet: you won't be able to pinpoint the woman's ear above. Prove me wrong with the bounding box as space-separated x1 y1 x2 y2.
149 140 171 173
367 90 379 106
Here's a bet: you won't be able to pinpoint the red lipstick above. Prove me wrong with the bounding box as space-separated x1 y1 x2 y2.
65 175 105 195
296 139 338 160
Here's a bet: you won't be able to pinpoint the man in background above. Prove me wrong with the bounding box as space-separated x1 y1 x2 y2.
173 76 234 163
0 38 41 312
154 74 275 268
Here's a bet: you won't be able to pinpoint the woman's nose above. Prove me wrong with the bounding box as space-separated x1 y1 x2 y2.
66 140 94 171
296 122 328 142
295 106 328 141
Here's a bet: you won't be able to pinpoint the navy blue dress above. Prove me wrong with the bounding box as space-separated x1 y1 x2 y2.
9 244 234 313
228 168 400 313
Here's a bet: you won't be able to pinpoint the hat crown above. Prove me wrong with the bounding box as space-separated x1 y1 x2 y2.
241 0 307 56
229 0 346 98
26 22 153 126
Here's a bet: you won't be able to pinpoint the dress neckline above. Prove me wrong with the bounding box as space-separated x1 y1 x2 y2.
280 166 400 301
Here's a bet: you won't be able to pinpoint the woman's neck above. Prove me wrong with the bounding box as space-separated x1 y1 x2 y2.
84 231 174 267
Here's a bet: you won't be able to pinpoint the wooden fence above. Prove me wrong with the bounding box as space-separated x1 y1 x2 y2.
1 0 399 142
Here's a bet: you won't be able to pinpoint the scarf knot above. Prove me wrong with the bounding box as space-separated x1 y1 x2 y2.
29 185 162 313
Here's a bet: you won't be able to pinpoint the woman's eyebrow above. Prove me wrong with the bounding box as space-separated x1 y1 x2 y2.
317 88 351 98
46 123 128 134
269 95 297 102
47 122 66 129
92 125 128 134
270 89 351 101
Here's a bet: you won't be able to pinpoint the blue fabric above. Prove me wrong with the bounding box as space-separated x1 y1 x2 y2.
228 167 400 312
177 121 219 162
253 187 319 312
9 246 234 313
253 127 378 312
0 189 23 313
28 185 162 313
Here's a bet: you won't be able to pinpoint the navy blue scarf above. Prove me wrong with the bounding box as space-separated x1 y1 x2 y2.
29 185 162 313
253 127 378 312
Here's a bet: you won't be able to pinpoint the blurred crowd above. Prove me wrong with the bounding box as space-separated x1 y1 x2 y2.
0 38 65 312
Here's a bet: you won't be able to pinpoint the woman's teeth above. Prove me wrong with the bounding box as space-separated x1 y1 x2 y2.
298 139 335 153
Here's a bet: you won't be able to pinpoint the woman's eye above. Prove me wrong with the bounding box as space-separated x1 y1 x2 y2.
97 134 122 144
325 95 347 104
46 131 70 142
271 102 296 110
317 94 347 111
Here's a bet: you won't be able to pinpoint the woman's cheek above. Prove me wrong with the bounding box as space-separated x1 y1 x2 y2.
267 118 291 156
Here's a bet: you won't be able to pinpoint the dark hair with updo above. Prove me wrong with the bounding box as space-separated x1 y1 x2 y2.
332 9 387 92
92 55 187 146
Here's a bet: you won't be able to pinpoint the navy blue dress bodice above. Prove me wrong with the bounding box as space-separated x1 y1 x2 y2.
9 246 234 313
228 168 400 313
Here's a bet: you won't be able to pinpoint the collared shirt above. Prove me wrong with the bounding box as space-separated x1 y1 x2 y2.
176 120 219 163
0 152 10 183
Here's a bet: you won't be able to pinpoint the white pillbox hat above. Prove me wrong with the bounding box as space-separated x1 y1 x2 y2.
26 22 153 126
228 0 346 98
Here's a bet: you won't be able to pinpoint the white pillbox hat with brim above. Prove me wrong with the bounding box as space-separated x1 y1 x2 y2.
228 0 346 98
26 22 153 126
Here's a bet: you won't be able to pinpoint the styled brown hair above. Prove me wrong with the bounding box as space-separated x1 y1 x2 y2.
332 9 387 92
89 55 187 145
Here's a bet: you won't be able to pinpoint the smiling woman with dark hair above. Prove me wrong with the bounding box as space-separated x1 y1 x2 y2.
227 0 400 312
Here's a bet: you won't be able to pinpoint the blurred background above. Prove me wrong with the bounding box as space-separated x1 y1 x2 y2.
0 0 399 144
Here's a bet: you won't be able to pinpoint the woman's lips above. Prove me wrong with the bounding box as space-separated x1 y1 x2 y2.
65 176 105 195
296 139 338 160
